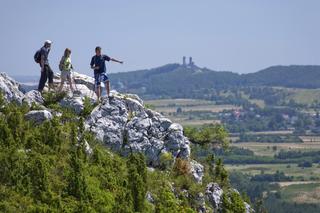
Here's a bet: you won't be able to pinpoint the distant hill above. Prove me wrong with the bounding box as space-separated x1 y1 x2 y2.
109 64 241 99
109 64 320 99
243 65 320 88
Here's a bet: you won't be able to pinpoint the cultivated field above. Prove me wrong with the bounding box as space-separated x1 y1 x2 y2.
226 163 320 181
145 99 214 107
231 141 320 156
280 183 320 204
145 99 239 126
286 88 320 105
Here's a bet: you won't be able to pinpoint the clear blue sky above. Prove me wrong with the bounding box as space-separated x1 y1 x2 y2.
0 0 319 76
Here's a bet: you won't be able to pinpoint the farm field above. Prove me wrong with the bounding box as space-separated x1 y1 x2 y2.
239 91 266 108
285 88 320 105
144 99 215 107
145 99 239 126
226 163 320 181
231 141 320 156
279 183 320 204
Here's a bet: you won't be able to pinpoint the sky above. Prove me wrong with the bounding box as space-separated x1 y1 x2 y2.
0 0 319 76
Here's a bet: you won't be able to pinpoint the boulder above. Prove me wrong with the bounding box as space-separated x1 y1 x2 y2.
46 71 96 99
23 90 44 106
0 72 24 104
146 191 154 204
60 96 85 114
190 160 204 183
244 202 254 213
84 140 93 155
72 72 95 89
73 84 94 98
25 110 53 124
205 182 223 209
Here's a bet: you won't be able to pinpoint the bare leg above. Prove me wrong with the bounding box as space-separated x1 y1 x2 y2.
58 80 65 92
68 78 74 92
95 85 101 101
105 80 110 97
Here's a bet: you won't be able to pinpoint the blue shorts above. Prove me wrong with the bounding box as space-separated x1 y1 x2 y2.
94 73 109 86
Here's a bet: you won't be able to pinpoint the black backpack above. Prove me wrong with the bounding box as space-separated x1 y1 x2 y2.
34 49 41 64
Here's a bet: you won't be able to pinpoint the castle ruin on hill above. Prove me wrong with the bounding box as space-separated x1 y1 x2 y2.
182 56 195 68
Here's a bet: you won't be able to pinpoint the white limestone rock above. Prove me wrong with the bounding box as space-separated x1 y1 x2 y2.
190 160 204 183
85 94 191 166
0 73 24 104
205 182 223 209
25 110 53 124
23 90 44 106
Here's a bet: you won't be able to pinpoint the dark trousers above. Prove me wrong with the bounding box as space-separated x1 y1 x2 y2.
38 65 54 91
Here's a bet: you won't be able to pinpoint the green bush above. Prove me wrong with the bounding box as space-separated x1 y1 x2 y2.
42 91 67 107
159 152 174 170
184 124 229 149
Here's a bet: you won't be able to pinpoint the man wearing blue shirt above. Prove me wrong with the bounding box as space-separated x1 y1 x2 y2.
90 46 123 101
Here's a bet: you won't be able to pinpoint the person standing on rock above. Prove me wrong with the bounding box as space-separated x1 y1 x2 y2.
58 48 74 93
90 46 123 101
37 40 55 92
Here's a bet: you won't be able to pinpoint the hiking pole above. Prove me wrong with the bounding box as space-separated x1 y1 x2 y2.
70 66 78 91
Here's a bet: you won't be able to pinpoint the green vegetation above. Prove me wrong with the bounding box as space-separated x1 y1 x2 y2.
0 94 173 212
264 184 320 213
237 133 302 143
42 91 67 107
0 93 250 212
184 124 229 148
80 96 98 118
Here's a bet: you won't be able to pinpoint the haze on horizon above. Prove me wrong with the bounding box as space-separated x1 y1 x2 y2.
0 0 319 77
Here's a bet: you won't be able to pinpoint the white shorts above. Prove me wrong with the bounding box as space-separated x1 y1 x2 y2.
61 71 72 81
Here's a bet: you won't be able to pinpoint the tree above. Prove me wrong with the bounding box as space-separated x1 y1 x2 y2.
184 124 229 149
220 191 246 213
127 153 147 212
66 124 88 202
215 159 229 187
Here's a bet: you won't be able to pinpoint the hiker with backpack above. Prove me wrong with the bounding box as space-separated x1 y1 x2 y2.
58 48 75 93
35 40 55 92
90 46 123 101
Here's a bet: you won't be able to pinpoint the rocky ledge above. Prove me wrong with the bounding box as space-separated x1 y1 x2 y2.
85 92 191 168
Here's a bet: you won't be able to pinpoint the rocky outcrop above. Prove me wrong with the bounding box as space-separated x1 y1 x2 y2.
190 160 205 183
54 72 96 98
23 90 44 106
146 191 154 204
60 96 85 114
0 73 24 104
25 110 53 124
85 92 191 166
205 182 223 209
245 202 254 213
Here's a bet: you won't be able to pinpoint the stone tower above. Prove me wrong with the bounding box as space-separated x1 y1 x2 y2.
189 57 194 66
